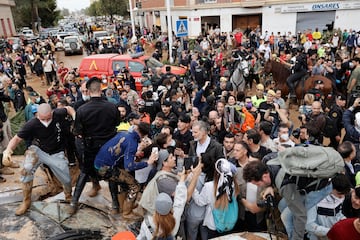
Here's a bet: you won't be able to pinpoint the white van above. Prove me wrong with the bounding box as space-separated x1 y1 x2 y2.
92 31 109 40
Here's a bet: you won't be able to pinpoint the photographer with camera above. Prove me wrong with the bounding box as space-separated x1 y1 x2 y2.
291 126 312 145
46 80 69 100
243 152 334 240
299 101 326 144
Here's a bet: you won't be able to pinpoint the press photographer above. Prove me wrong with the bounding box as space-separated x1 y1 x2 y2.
243 144 344 240
299 101 326 144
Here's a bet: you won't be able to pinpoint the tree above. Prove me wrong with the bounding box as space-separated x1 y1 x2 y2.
61 8 70 17
85 0 128 21
12 0 60 31
85 1 101 17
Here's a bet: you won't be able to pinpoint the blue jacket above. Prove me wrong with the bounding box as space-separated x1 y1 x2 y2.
193 88 208 115
343 109 360 144
94 129 147 172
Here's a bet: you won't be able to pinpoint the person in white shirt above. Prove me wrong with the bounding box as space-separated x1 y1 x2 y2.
306 174 351 240
273 123 295 150
42 55 54 86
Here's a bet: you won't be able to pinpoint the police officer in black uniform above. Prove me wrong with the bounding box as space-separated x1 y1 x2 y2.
286 46 308 98
70 77 120 213
307 80 325 102
326 94 346 148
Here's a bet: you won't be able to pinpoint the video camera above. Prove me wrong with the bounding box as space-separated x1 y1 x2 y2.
257 194 276 208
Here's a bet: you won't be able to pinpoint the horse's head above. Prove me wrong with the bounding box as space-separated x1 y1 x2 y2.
240 59 249 77
264 59 272 74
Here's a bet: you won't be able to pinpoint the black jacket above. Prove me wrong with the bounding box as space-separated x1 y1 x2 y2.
188 138 224 182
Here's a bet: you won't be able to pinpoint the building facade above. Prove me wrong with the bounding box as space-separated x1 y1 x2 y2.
0 0 15 37
132 0 360 37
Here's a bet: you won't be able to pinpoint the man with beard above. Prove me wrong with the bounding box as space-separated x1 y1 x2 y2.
116 104 130 131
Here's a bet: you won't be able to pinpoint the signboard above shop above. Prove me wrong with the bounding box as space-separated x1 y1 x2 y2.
281 1 360 13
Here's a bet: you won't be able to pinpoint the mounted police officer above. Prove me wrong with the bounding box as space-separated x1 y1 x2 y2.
286 46 308 98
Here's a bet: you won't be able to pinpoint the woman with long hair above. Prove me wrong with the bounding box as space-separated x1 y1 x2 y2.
191 158 240 239
137 166 202 240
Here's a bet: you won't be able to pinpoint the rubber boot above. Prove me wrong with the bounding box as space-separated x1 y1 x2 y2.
118 191 127 213
15 181 33 216
8 161 20 168
122 199 142 220
0 167 14 175
87 180 101 197
69 172 88 214
109 180 119 215
63 185 72 203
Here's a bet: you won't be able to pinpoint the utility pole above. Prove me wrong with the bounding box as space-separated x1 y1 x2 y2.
166 0 173 64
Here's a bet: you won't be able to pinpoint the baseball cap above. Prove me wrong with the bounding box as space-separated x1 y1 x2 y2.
336 94 346 101
156 149 170 171
29 91 39 97
127 112 140 121
142 80 152 87
155 192 173 215
162 100 172 107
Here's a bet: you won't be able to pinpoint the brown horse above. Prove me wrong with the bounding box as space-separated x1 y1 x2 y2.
264 60 333 100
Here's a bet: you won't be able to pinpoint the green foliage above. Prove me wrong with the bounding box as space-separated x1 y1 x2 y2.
188 38 197 51
10 110 26 155
12 0 60 30
86 0 129 20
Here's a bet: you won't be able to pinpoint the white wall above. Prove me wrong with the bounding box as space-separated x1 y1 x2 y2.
262 6 297 35
335 9 360 31
165 7 262 37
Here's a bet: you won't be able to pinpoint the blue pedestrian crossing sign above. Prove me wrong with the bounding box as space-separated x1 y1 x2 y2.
176 20 188 37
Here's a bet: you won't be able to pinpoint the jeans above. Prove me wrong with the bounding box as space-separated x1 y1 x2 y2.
279 183 332 240
21 145 71 191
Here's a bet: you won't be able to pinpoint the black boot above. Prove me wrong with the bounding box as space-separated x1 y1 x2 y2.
69 172 88 214
109 180 120 215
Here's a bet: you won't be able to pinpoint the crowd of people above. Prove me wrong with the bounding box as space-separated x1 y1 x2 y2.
1 24 360 240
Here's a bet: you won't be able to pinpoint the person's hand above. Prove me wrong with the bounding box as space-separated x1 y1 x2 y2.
2 148 13 167
262 186 275 199
274 102 280 111
174 148 185 158
203 81 210 90
178 167 186 182
190 157 203 177
353 98 360 108
147 151 158 165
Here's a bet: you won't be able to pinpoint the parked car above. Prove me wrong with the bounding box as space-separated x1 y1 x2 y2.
79 52 187 91
63 36 83 56
92 31 109 41
7 37 21 52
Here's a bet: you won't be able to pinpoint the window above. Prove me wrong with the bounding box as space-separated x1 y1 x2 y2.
112 61 126 72
129 61 145 73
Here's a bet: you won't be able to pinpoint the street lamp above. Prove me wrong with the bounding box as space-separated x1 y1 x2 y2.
129 0 137 43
